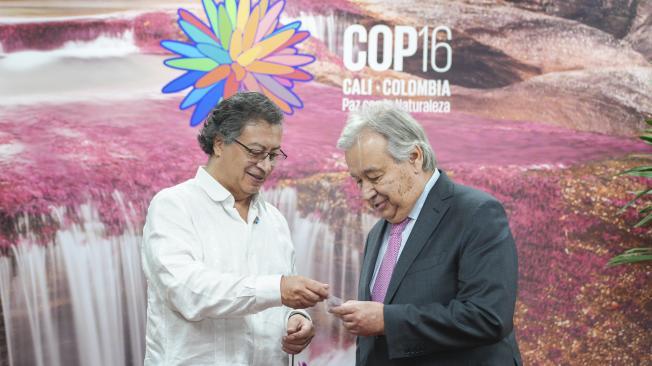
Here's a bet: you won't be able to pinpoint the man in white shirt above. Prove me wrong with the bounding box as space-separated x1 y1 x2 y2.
141 92 329 365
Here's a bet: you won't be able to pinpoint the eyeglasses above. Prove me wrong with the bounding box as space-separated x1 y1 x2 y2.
233 139 288 163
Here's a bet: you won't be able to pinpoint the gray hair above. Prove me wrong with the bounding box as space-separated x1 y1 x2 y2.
337 102 437 171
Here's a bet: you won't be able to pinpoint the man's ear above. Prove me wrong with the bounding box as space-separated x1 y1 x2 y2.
409 145 424 172
212 137 224 158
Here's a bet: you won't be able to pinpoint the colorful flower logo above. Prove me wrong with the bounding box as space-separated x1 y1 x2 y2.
161 0 315 126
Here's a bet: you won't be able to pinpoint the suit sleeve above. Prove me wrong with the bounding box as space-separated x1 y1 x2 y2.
141 190 282 321
383 199 518 358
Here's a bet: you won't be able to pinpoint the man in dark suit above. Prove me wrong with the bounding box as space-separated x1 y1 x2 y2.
330 103 522 366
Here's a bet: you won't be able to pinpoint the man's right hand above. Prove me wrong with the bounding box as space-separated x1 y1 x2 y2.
280 276 329 309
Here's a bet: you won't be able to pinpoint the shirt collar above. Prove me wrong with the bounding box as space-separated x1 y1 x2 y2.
408 169 440 220
195 166 266 211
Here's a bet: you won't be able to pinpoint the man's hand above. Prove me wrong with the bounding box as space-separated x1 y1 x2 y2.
281 275 329 309
282 314 314 354
329 300 384 336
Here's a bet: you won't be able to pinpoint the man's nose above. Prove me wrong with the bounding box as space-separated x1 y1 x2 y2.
360 181 375 200
255 155 274 172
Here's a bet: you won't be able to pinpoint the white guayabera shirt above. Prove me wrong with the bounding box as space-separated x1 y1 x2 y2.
141 167 306 366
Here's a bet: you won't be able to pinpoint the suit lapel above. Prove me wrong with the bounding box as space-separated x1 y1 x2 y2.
384 171 454 304
358 220 387 301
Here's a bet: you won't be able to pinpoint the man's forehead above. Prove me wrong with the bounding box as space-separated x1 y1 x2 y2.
239 122 282 145
356 129 386 146
345 140 387 176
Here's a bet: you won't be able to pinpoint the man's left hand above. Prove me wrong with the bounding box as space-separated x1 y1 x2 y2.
282 314 314 354
329 300 384 336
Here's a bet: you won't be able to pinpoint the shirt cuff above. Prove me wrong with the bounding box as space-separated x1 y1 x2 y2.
286 309 311 325
254 274 283 311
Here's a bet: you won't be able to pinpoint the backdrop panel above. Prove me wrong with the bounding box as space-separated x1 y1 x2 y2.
0 1 650 365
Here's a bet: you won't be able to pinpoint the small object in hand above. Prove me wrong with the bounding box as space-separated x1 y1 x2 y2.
326 295 343 309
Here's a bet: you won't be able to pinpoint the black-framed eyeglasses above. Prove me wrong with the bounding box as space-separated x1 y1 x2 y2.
233 139 288 163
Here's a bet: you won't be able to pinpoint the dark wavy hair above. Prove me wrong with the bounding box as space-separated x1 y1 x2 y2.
197 92 283 155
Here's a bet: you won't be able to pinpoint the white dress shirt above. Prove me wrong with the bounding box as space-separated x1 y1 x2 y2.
370 170 440 291
141 167 305 366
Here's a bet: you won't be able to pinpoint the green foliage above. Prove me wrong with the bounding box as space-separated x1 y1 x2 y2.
609 119 652 266
608 248 652 266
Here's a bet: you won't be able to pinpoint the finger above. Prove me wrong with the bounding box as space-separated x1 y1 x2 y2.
303 298 319 307
287 320 299 334
343 321 356 331
287 315 302 333
286 329 309 342
341 314 355 322
282 341 304 354
286 325 304 338
300 289 320 303
293 294 316 309
290 341 311 352
286 324 310 340
329 305 346 315
330 304 354 316
283 334 302 344
287 331 303 339
342 322 358 335
282 344 299 355
284 335 308 345
306 280 330 299
287 336 313 348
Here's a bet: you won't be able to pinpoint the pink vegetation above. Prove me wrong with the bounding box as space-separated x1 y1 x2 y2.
0 12 179 54
0 82 647 248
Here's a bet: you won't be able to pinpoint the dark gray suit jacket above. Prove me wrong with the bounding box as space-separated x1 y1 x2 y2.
356 171 522 366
